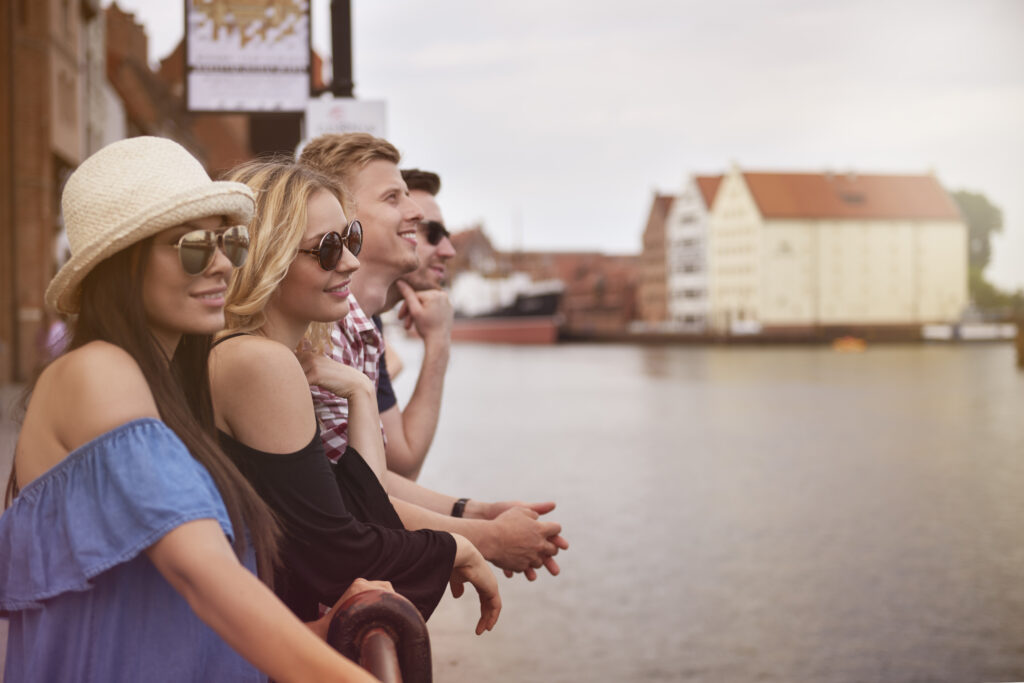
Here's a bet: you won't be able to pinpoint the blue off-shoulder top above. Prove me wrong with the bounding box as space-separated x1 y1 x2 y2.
0 418 265 682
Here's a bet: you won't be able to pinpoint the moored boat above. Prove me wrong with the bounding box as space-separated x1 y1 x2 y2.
450 272 564 344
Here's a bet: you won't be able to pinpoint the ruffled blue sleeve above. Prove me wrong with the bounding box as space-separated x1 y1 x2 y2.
0 418 234 611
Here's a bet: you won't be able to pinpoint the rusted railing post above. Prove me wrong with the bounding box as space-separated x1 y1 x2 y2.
327 589 432 683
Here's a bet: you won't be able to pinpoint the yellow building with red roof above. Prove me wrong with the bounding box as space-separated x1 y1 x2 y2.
706 165 967 333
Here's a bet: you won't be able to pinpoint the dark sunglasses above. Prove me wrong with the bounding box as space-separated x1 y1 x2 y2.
297 220 363 270
420 220 450 246
172 225 250 276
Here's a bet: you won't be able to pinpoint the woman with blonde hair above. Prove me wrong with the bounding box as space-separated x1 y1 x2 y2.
210 159 500 633
0 137 377 682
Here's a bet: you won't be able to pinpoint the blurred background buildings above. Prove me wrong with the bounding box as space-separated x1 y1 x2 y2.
2 0 108 386
0 1 1007 383
0 1 320 383
639 167 969 336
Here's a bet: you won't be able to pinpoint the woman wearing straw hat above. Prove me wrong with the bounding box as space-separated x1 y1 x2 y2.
209 160 500 635
0 137 378 682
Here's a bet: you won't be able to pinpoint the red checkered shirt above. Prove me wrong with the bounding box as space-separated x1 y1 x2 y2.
311 293 385 463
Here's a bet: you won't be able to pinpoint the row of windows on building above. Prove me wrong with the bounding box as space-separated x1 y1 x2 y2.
715 287 757 299
669 237 702 248
714 224 756 236
715 244 934 262
717 207 753 220
715 244 758 256
668 260 706 273
714 264 757 276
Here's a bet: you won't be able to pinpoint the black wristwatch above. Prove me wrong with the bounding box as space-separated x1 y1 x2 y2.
451 497 470 518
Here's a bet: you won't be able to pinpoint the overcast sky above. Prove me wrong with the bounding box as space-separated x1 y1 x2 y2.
111 0 1024 289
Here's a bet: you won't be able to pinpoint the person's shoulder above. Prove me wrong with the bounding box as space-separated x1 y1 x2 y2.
33 341 160 450
210 334 306 392
211 333 283 363
208 334 314 439
44 341 156 409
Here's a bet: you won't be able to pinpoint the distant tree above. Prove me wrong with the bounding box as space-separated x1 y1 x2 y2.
968 264 1003 309
952 189 1003 271
951 189 1010 314
966 263 1024 318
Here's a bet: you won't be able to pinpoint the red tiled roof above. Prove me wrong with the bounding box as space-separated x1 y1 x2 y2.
742 172 961 220
695 175 722 208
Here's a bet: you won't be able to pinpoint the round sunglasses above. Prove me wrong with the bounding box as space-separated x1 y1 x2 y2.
172 225 250 276
297 220 363 270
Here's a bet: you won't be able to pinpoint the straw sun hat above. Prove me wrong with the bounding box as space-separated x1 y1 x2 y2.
45 136 256 314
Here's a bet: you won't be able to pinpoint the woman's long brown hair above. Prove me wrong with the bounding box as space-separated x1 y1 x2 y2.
5 241 279 583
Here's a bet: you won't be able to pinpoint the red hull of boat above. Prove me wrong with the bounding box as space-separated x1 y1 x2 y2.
450 316 560 344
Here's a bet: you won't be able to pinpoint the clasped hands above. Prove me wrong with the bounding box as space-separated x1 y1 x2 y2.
468 500 569 581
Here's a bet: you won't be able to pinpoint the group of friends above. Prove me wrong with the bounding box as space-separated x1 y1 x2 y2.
0 133 568 682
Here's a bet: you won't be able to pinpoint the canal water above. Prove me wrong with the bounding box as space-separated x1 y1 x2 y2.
396 341 1024 682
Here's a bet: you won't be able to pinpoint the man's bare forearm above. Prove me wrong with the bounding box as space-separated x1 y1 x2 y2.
383 468 457 514
389 495 563 574
383 335 449 479
390 497 498 559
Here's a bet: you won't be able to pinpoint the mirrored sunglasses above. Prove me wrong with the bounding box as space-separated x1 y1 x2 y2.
173 225 250 276
421 220 450 246
297 219 363 270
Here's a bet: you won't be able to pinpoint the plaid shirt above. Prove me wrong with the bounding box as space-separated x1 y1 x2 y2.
311 293 385 463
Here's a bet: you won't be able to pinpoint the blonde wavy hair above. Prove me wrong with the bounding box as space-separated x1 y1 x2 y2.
221 159 347 352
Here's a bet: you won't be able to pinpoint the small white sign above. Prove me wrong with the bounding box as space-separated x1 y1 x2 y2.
304 98 388 141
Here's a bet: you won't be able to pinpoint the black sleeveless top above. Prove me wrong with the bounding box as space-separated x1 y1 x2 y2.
219 428 456 621
213 334 456 621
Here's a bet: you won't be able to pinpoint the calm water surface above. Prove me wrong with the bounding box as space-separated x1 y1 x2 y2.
393 342 1024 683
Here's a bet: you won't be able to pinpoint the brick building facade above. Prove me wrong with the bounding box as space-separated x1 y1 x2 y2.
0 3 309 382
1 0 104 383
636 193 674 324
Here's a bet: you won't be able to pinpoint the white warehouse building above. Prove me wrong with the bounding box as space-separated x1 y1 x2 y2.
704 165 968 333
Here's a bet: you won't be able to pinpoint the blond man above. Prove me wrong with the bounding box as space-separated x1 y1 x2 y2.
299 133 567 579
